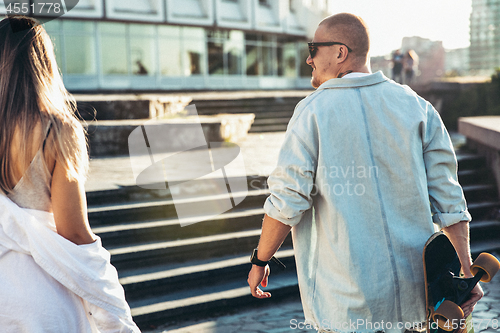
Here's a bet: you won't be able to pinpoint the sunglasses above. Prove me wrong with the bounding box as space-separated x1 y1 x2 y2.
308 41 353 58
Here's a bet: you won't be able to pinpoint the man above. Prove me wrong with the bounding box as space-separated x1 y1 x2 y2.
247 13 483 333
391 49 403 83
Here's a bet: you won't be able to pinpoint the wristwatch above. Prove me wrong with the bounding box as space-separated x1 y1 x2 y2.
250 248 286 269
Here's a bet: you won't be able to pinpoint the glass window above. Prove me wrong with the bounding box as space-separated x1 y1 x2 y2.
299 44 311 77
43 20 61 32
130 23 155 36
159 38 182 76
246 44 260 75
99 22 126 34
262 45 274 76
225 31 244 75
183 26 205 39
130 37 156 75
208 41 224 75
62 20 94 33
50 34 63 71
283 43 297 77
64 35 96 74
159 25 181 37
183 39 205 75
100 35 128 74
277 46 283 76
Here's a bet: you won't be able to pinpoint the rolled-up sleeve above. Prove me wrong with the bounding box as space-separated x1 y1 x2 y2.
264 127 317 227
423 106 472 228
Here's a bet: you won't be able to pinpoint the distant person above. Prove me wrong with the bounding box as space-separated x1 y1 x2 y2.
392 49 403 83
404 49 418 85
0 16 140 332
247 12 482 333
136 60 149 75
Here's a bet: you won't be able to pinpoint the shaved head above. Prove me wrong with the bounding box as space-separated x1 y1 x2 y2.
319 13 370 66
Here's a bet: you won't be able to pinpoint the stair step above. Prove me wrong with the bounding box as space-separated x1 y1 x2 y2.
108 229 293 270
471 241 500 256
197 105 295 114
458 169 494 186
129 270 299 329
463 184 498 202
250 125 288 132
94 207 265 246
252 117 292 125
120 249 295 301
88 188 269 226
470 220 500 244
85 175 269 206
192 97 302 108
457 153 487 171
468 201 500 220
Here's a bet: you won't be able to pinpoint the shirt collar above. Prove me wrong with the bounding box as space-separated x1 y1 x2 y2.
342 72 372 79
316 71 389 90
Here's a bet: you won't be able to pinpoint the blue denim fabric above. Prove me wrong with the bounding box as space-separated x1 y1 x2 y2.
264 71 471 333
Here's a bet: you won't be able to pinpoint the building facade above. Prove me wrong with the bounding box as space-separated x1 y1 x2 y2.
1 0 332 91
470 0 500 75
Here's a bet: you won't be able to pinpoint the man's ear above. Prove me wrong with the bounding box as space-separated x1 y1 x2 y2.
337 46 349 63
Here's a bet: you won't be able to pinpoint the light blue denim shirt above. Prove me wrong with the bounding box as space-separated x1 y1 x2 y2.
264 71 471 332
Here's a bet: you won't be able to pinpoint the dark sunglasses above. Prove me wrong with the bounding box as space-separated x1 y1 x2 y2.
308 41 353 58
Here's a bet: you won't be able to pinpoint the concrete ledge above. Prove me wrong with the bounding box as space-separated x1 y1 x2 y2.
85 113 255 157
76 95 192 120
458 116 500 151
459 116 500 201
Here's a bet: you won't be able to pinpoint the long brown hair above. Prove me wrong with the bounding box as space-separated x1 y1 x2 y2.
0 16 88 194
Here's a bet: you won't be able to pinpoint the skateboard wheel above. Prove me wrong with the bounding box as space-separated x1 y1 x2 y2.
432 300 464 332
470 253 500 283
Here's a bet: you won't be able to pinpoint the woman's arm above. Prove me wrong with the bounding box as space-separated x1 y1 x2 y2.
50 157 95 245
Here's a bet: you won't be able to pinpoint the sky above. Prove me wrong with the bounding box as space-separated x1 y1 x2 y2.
327 0 473 56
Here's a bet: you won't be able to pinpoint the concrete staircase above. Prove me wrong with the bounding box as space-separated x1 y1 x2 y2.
86 176 298 330
456 150 500 254
85 150 500 331
192 96 303 133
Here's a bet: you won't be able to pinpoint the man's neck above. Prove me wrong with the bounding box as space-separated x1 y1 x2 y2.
336 64 371 78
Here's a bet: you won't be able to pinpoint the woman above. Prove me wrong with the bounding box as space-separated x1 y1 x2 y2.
0 16 139 332
403 49 418 85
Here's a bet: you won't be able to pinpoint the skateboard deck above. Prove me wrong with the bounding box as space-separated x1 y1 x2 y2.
423 232 500 333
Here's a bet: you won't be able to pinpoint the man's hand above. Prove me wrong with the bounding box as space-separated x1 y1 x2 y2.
247 264 271 298
460 283 484 318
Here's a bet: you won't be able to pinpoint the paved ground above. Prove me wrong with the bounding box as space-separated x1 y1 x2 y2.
86 131 286 192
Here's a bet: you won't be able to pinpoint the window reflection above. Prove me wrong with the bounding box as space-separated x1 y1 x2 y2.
183 27 205 76
159 38 182 76
184 39 204 75
299 44 311 77
130 37 156 76
101 35 128 75
65 35 96 74
226 31 243 75
262 45 274 76
208 41 224 75
283 43 297 77
246 44 260 75
43 19 304 82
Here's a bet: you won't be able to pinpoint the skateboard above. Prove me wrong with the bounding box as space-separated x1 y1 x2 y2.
423 232 500 333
